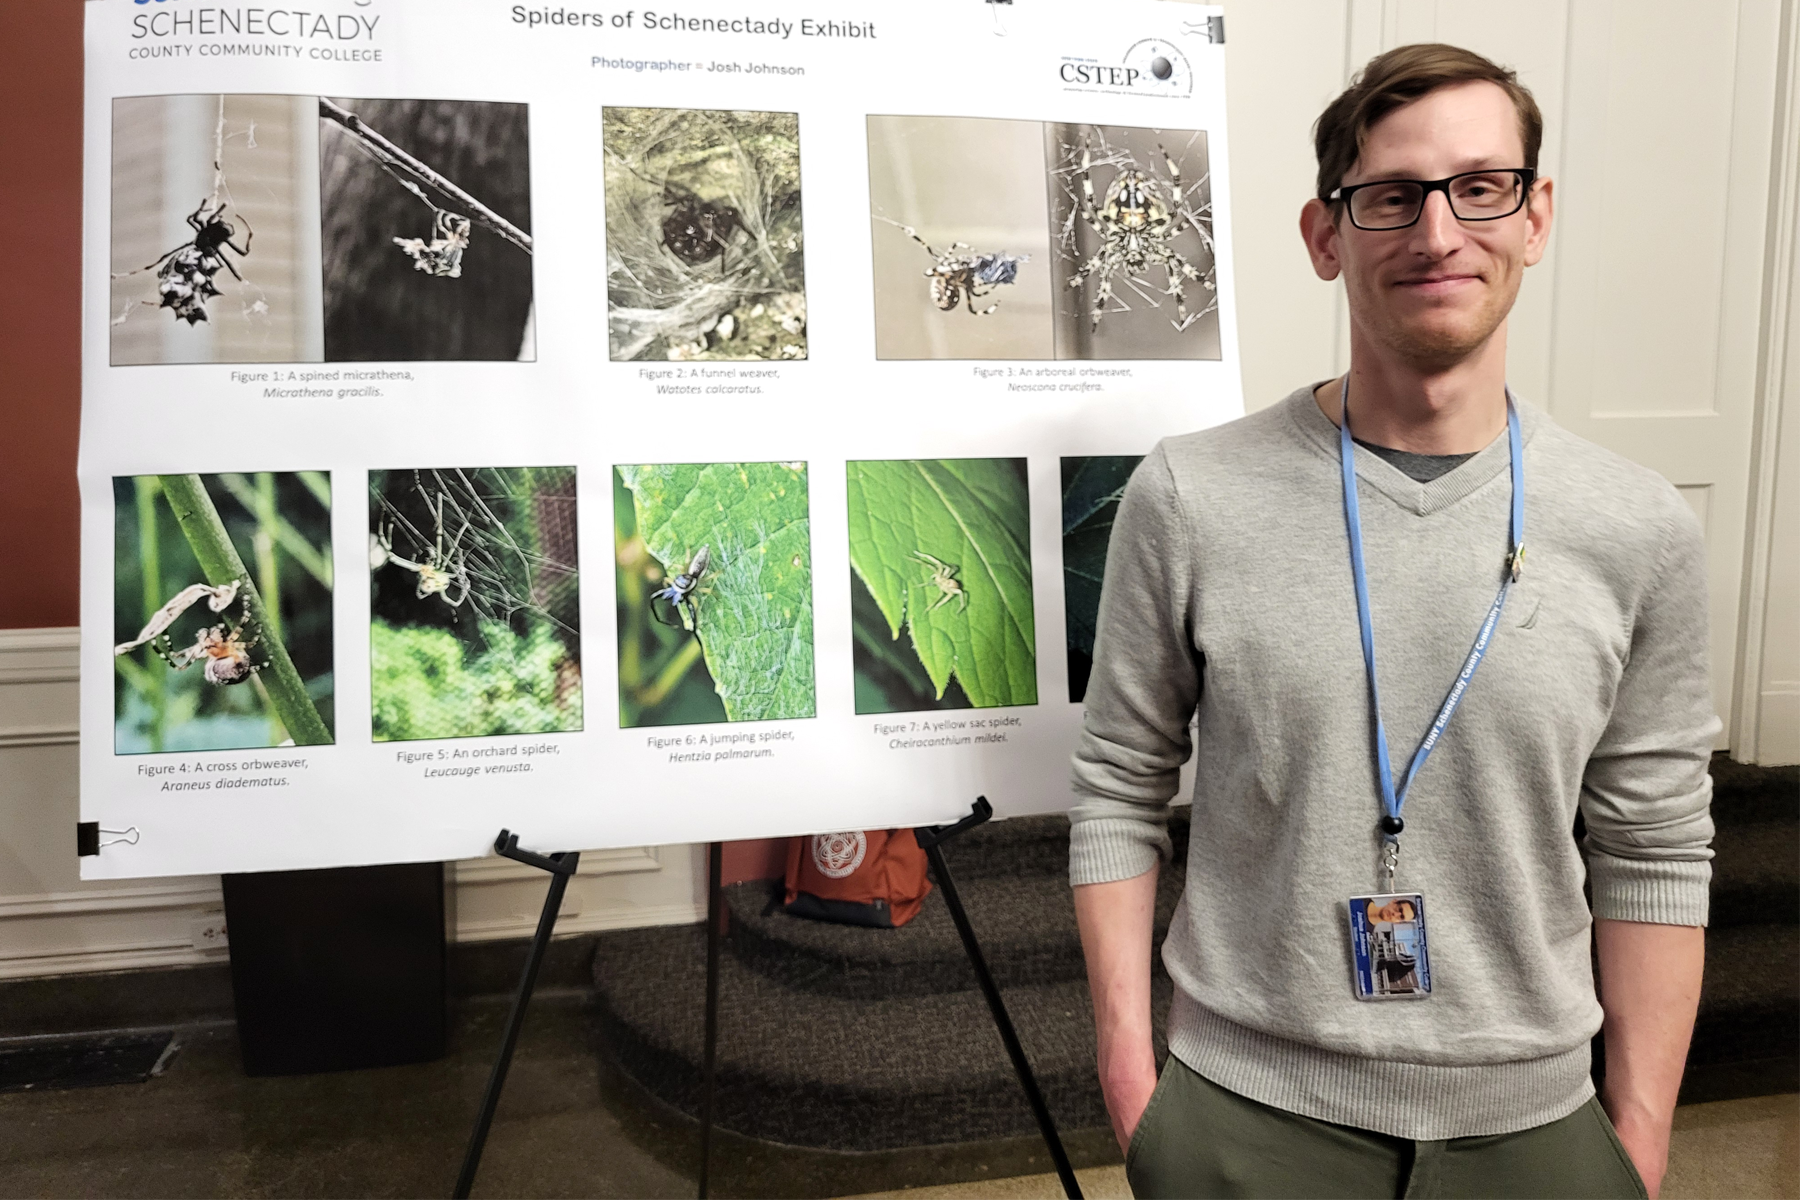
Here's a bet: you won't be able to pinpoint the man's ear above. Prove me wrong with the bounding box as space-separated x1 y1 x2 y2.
1522 176 1554 268
1299 197 1343 282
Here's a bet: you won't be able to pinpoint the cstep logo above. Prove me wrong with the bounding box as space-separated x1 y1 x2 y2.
1060 39 1194 99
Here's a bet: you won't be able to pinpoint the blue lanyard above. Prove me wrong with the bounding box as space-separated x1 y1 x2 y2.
1338 377 1524 838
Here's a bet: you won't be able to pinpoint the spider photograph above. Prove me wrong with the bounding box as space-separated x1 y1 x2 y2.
867 114 1054 360
615 461 815 728
368 467 582 742
110 93 535 365
847 457 1037 715
110 94 323 366
112 472 335 754
1047 122 1221 360
603 107 807 362
319 97 536 361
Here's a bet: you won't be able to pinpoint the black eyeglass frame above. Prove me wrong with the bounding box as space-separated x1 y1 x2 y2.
1326 168 1538 231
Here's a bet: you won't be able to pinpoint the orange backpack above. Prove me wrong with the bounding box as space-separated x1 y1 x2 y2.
784 829 933 928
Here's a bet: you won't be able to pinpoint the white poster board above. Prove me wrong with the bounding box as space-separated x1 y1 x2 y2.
79 0 1238 878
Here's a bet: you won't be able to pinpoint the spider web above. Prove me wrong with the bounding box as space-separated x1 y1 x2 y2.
370 467 579 637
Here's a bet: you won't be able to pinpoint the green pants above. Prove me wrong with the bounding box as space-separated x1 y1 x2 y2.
1126 1057 1648 1199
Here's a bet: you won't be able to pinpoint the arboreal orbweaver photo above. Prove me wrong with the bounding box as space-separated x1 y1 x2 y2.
1053 130 1217 335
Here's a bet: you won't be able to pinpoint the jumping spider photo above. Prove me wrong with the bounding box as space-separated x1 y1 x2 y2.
649 545 711 632
147 198 253 325
883 219 1029 317
1059 136 1215 333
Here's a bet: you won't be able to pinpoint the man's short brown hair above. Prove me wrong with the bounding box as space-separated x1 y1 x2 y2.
1313 43 1543 201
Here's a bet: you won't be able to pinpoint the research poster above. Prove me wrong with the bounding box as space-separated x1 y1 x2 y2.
79 0 1240 878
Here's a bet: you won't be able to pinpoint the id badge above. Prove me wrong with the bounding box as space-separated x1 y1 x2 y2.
1347 893 1432 1000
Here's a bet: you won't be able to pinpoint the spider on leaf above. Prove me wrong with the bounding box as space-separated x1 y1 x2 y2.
146 198 253 325
649 545 711 633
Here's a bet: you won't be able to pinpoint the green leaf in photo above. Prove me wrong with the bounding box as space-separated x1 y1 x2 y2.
618 462 814 722
847 459 1036 708
1061 455 1143 659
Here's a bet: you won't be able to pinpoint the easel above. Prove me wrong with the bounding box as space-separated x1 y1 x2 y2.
455 802 1082 1200
453 831 579 1200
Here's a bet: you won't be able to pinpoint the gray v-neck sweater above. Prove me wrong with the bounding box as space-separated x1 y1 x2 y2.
1069 386 1718 1140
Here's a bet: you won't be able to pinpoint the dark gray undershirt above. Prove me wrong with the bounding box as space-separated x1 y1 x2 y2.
1354 438 1476 483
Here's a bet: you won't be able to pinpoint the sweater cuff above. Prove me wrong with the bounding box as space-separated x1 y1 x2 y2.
1588 853 1711 926
1069 815 1169 886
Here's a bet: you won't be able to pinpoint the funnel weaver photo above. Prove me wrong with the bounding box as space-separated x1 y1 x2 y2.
615 462 814 728
369 468 581 741
109 93 534 365
112 473 335 754
1061 455 1144 703
847 458 1037 715
603 107 806 362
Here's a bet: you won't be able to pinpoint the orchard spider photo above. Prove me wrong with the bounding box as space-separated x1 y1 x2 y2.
373 493 472 606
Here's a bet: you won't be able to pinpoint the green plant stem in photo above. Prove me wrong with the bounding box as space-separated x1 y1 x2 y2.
133 478 168 752
157 473 333 747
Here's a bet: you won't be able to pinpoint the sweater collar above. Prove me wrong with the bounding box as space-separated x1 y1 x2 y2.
1284 382 1541 517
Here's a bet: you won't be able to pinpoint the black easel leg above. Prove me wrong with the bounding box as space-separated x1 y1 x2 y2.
697 841 722 1200
925 841 1084 1200
454 851 577 1200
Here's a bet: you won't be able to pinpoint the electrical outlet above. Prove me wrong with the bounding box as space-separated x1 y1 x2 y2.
189 912 229 952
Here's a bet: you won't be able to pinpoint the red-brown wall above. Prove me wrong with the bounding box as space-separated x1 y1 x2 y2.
0 2 83 629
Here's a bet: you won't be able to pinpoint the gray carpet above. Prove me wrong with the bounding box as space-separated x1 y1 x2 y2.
592 757 1796 1151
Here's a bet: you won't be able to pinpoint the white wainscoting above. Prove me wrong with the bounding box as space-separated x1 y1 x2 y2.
0 628 704 981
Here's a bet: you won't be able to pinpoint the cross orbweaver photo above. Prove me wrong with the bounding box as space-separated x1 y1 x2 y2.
114 580 266 686
113 472 337 755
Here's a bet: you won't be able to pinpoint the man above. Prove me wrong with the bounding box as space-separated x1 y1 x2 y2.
1071 44 1714 1199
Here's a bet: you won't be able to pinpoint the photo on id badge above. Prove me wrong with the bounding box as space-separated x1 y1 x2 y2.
1348 893 1432 999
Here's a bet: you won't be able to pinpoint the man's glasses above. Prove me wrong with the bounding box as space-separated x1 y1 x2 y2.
1327 168 1536 231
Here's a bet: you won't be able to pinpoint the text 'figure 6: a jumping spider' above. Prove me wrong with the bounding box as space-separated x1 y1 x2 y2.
650 545 710 632
373 493 472 607
1064 139 1212 333
148 198 253 325
113 580 268 686
884 219 1028 316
